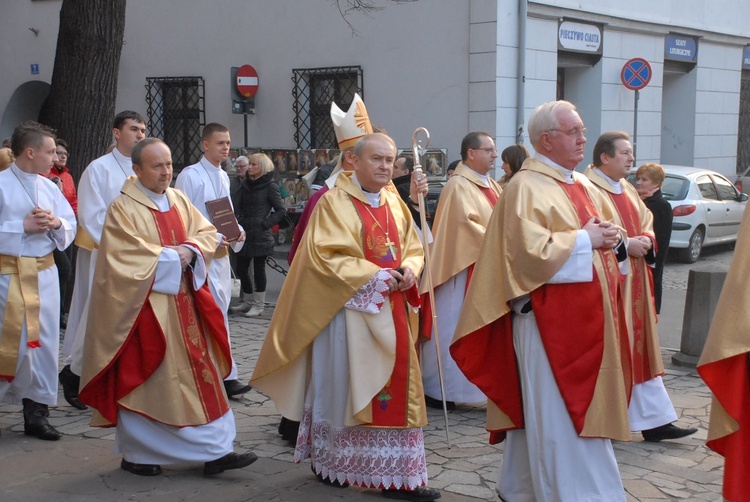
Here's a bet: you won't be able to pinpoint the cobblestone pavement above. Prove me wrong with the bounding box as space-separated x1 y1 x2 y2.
0 247 734 501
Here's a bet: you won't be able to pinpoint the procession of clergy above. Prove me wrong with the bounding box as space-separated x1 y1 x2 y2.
0 95 746 501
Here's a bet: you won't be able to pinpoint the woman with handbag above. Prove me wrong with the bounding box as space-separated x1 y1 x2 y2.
230 153 287 316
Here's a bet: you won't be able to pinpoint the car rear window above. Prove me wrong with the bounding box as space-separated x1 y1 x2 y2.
661 175 689 201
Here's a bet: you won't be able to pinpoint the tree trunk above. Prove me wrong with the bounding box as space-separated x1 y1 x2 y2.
38 0 126 184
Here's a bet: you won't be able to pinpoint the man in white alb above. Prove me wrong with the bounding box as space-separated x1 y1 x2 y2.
60 110 146 410
175 123 249 398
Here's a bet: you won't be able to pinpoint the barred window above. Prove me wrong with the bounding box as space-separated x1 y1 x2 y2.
145 77 205 173
292 66 363 149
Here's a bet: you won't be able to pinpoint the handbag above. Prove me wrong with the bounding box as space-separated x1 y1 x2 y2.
230 264 241 300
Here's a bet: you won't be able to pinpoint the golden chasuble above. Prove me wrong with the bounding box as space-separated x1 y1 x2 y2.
251 172 426 428
698 209 750 502
79 178 230 427
419 163 502 294
584 168 663 383
451 159 631 442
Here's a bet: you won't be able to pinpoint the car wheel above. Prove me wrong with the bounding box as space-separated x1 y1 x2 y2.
677 228 704 263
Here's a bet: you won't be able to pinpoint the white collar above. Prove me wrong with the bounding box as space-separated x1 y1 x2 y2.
535 153 575 184
136 179 170 211
593 167 623 194
351 173 381 207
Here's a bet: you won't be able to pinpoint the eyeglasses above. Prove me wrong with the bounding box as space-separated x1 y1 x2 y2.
546 127 587 138
471 147 498 153
235 164 248 168
56 151 68 156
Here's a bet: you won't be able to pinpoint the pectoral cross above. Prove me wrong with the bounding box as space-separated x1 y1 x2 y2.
386 238 398 260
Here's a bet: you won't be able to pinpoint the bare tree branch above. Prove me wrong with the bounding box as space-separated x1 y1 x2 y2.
334 0 418 37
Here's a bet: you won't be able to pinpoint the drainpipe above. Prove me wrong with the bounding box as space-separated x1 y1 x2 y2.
516 0 527 144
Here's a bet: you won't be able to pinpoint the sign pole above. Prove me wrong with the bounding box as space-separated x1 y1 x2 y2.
621 57 651 165
633 89 639 165
244 112 249 148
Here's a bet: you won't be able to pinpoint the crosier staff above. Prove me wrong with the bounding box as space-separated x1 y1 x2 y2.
412 127 450 447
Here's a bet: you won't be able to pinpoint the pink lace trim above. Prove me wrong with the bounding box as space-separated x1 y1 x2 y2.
294 407 428 490
344 269 391 314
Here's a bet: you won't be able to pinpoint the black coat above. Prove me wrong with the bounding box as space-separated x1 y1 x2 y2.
643 189 673 313
234 172 287 257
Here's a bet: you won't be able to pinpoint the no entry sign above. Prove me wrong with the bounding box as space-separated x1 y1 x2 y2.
236 65 259 98
621 58 652 91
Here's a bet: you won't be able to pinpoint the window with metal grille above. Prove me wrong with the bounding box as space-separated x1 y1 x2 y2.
145 77 205 173
292 66 363 149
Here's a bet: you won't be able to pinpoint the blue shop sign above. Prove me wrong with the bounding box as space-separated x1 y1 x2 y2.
743 47 750 70
665 35 697 62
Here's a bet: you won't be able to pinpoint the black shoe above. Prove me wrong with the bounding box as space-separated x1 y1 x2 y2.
120 459 162 476
223 379 252 398
204 451 258 475
642 423 698 442
312 465 349 488
382 486 441 501
278 417 300 443
59 365 87 410
24 421 62 441
424 395 455 411
22 399 62 441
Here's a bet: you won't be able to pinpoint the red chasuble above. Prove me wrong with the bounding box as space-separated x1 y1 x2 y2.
608 192 659 383
351 197 419 427
80 205 231 426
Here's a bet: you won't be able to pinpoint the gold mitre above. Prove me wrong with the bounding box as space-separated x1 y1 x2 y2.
331 93 373 150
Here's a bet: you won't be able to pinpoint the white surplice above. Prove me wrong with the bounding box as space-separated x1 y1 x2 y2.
0 164 76 405
175 157 243 380
64 149 133 374
113 182 235 465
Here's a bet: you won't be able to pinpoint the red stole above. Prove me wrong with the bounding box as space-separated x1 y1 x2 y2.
608 192 658 383
530 181 630 435
152 207 230 422
699 353 750 502
351 197 412 427
80 205 230 426
478 185 500 206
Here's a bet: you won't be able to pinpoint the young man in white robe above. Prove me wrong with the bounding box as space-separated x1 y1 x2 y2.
60 110 146 410
0 121 76 440
175 122 249 398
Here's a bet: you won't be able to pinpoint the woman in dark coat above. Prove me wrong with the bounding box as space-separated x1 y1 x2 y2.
635 162 673 314
230 153 286 317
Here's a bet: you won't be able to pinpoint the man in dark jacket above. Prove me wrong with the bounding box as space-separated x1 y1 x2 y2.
391 155 421 228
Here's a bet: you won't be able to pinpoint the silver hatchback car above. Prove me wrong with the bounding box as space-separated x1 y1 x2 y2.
628 166 748 263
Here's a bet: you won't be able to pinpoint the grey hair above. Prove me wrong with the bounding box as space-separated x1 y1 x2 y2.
528 100 577 149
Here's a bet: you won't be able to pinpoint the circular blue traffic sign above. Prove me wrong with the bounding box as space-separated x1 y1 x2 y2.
621 58 652 91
